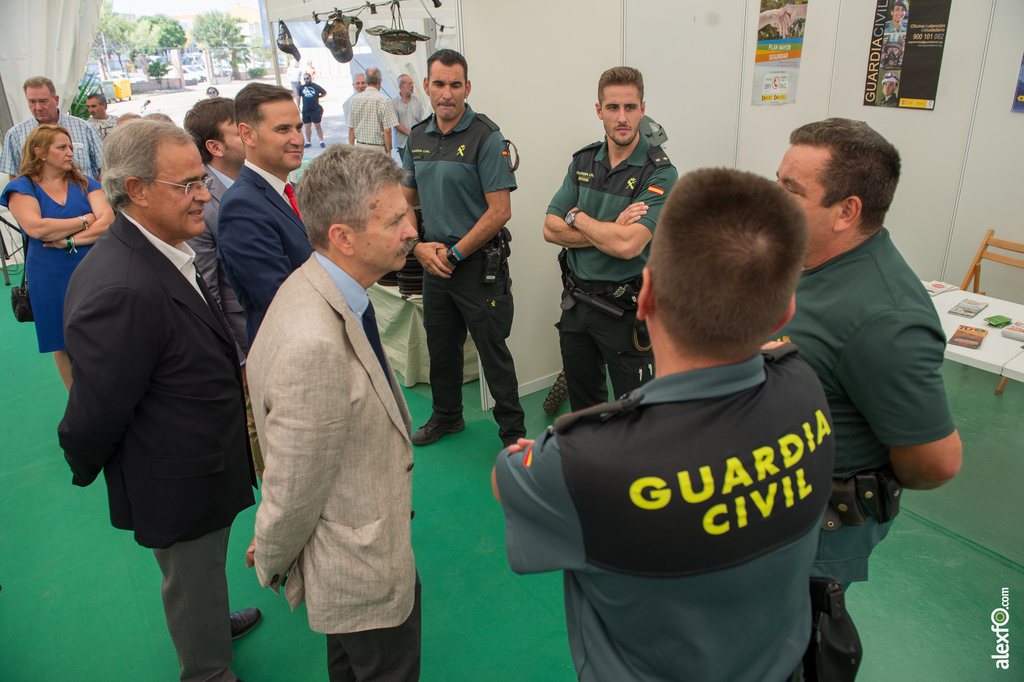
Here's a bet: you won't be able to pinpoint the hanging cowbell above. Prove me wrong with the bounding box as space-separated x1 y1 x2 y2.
322 15 363 64
277 21 301 62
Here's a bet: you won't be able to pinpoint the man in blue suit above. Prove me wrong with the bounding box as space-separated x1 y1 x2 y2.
219 83 312 346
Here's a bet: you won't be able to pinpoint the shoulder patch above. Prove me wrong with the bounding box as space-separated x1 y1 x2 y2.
572 141 604 158
647 145 672 168
761 342 800 363
473 113 500 132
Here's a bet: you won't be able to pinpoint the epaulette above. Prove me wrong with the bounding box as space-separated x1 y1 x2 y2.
554 390 642 434
572 141 603 158
410 116 432 132
473 112 500 132
647 145 671 168
760 342 799 363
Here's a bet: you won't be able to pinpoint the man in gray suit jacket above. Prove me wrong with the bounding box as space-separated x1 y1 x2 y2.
184 97 264 480
246 145 421 681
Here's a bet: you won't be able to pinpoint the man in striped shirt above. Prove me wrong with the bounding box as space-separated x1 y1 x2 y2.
346 68 398 155
1 76 104 180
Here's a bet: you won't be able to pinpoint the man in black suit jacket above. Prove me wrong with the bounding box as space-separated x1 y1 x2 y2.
60 120 259 682
184 96 265 481
218 82 312 347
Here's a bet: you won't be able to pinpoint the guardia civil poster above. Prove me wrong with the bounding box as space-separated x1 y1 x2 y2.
752 1 809 106
862 0 952 110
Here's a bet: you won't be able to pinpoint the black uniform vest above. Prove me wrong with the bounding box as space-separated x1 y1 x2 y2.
557 352 835 577
407 112 500 167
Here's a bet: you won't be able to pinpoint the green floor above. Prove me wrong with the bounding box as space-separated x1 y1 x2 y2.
1 275 1021 681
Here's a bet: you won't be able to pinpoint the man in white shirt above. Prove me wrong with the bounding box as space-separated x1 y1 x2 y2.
392 74 424 162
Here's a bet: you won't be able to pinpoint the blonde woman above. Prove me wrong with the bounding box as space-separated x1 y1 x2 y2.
1 124 113 389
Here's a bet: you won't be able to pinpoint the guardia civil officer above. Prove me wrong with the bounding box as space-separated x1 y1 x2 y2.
403 49 525 448
495 169 835 682
544 67 678 411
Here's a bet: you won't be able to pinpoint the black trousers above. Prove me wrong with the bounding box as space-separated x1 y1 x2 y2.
422 256 525 445
558 290 654 411
326 577 422 682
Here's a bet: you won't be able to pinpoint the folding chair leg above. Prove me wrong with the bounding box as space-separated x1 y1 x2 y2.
995 377 1010 395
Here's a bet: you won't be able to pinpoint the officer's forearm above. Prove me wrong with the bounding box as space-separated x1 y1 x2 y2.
543 213 592 248
574 211 651 260
452 190 511 258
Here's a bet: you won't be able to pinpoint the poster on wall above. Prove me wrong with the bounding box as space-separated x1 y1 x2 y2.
862 0 952 110
752 1 809 106
1012 52 1024 113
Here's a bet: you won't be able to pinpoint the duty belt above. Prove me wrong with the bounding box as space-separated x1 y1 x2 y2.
821 465 902 531
557 248 641 319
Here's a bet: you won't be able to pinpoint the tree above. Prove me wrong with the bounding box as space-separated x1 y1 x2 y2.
193 11 248 79
150 15 187 50
129 18 162 78
148 60 171 88
91 1 135 75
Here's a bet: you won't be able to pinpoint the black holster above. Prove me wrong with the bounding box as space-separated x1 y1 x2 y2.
803 577 862 682
556 249 624 319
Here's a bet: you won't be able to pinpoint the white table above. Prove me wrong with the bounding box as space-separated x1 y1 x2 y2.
927 287 1024 391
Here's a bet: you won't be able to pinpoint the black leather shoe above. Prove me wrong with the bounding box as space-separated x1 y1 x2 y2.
411 416 465 446
230 607 262 640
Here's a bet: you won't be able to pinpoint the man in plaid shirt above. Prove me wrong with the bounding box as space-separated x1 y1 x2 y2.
1 76 103 180
346 68 398 155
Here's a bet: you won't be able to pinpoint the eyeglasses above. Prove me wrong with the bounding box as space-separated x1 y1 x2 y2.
154 176 214 196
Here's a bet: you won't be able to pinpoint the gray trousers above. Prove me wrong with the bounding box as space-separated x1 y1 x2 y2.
152 526 237 682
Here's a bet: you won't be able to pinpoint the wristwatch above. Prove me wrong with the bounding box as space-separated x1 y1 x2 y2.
565 209 580 227
445 247 460 268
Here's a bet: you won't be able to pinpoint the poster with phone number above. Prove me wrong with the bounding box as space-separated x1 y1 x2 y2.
862 0 952 110
752 1 809 106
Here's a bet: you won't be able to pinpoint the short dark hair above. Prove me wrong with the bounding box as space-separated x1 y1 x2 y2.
647 168 808 360
234 82 294 128
789 118 901 232
184 97 235 165
23 76 56 96
427 49 468 80
86 92 107 106
598 67 644 103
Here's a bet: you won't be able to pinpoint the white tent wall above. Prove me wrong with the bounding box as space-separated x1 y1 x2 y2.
264 0 1024 395
0 0 102 125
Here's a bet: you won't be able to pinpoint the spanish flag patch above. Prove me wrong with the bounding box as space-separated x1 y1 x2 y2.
522 443 534 467
647 185 665 196
502 150 510 157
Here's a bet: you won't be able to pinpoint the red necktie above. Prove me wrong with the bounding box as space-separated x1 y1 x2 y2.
284 183 301 218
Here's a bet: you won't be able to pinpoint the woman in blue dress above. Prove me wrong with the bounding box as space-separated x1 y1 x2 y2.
1 124 113 390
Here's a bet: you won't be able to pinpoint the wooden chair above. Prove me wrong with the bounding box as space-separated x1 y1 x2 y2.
960 229 1024 394
960 229 1024 295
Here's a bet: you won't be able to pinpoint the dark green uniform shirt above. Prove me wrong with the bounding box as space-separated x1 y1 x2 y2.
546 134 677 282
496 355 834 682
775 227 956 583
402 104 516 245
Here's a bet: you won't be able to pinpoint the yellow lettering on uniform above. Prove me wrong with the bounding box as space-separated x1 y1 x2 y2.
722 457 754 494
802 422 816 452
816 409 832 444
782 475 795 507
703 503 730 535
678 466 715 503
752 446 779 480
735 496 748 528
751 483 777 517
630 477 671 510
779 433 804 468
796 468 813 499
